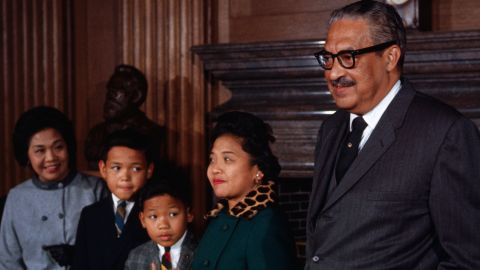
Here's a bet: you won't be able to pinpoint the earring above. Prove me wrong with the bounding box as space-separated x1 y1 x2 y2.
255 172 263 184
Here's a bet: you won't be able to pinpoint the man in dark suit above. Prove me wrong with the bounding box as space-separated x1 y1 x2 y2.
305 1 480 269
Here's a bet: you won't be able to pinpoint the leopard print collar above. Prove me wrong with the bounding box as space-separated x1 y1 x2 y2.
205 181 276 220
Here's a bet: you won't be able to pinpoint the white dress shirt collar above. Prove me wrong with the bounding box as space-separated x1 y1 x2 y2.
350 79 402 150
158 231 187 269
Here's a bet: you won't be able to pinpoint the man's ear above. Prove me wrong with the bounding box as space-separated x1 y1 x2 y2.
385 44 401 72
147 163 154 179
98 160 107 179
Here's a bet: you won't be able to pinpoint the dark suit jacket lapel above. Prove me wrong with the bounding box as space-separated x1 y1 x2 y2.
118 202 143 243
99 197 120 269
322 80 416 211
103 197 117 238
124 202 142 233
307 112 348 229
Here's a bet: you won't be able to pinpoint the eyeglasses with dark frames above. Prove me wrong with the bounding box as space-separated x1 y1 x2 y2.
314 40 397 70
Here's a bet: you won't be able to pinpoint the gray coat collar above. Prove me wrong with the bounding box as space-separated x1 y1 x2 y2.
31 170 77 190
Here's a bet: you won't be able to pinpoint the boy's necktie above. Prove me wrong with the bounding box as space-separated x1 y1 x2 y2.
161 246 172 270
115 200 127 237
336 116 368 183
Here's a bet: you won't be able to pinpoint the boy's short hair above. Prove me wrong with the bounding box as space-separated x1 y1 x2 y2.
137 170 192 211
99 128 153 163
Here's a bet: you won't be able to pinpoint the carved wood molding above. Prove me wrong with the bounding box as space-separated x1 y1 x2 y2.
193 30 480 178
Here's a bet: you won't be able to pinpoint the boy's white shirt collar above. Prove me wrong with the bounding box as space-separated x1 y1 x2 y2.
111 193 134 221
158 230 187 268
350 79 402 150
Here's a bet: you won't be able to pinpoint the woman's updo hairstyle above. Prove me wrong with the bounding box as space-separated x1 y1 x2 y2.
12 106 76 168
210 111 281 182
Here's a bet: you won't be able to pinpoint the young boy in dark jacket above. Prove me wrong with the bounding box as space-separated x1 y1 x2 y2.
73 129 154 270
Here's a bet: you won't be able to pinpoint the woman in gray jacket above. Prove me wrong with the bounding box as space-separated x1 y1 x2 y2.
0 106 105 270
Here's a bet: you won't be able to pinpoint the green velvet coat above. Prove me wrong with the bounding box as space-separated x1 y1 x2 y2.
192 206 297 270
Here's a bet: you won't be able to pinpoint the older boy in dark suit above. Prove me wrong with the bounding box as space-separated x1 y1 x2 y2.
72 129 153 270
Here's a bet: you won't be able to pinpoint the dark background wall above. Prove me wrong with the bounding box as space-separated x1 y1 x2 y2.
1 0 480 243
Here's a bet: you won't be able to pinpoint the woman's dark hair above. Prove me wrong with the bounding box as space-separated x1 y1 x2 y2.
210 111 281 182
12 106 76 168
99 128 154 164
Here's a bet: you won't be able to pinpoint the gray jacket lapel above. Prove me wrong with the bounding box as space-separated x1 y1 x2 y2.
146 241 162 269
322 80 416 212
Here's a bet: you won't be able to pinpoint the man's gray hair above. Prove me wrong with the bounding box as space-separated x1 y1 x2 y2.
329 0 406 70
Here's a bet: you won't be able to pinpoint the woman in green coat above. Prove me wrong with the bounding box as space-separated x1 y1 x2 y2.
192 111 297 270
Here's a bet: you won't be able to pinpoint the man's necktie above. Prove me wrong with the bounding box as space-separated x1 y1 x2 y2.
161 246 172 270
115 200 127 237
336 116 368 183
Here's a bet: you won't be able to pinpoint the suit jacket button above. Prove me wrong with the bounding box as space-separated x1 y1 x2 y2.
203 259 210 266
312 256 320 262
222 224 229 231
41 216 48 221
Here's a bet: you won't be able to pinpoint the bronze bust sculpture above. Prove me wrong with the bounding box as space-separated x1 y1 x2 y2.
84 64 165 171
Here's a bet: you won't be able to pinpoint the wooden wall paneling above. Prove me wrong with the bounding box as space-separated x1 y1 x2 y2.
213 0 230 43
117 0 210 234
191 0 210 194
229 12 328 43
0 0 15 196
222 0 355 43
73 0 117 171
217 0 480 44
0 0 73 196
432 0 480 31
62 0 75 117
72 0 88 172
